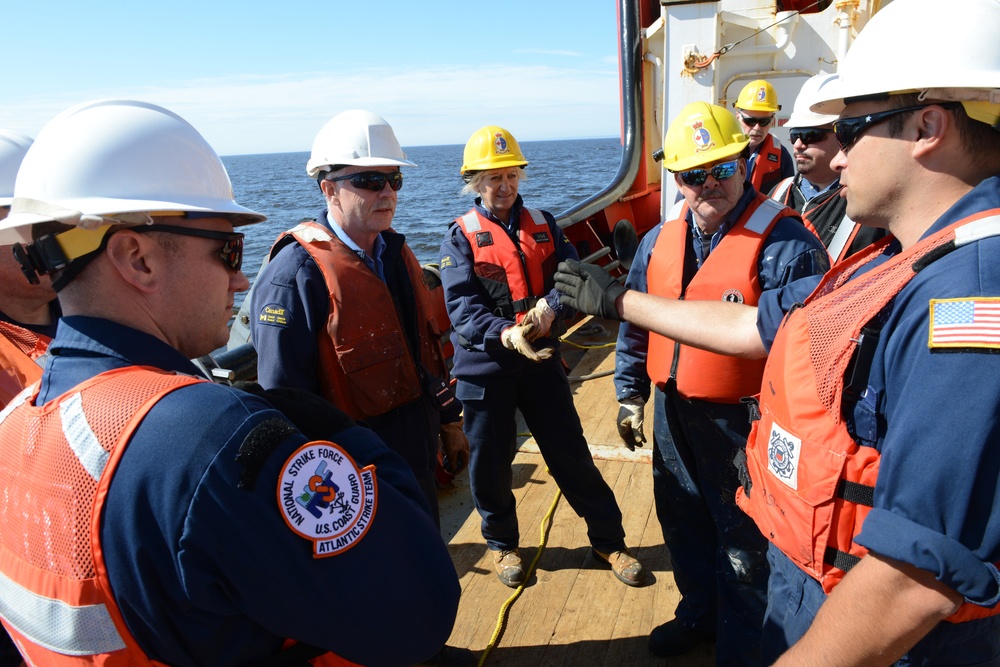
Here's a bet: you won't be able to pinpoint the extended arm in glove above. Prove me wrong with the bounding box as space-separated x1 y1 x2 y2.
554 259 626 320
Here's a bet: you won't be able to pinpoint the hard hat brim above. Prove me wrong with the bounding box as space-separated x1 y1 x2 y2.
306 156 417 178
0 196 266 245
665 140 749 174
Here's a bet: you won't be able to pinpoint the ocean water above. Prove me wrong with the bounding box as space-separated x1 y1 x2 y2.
222 137 623 309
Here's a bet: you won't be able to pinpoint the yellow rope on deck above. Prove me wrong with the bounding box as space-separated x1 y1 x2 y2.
559 338 615 350
476 480 563 667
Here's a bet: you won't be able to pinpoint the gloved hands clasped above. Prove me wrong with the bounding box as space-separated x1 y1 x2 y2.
617 397 646 451
553 259 627 320
501 324 554 362
519 298 556 341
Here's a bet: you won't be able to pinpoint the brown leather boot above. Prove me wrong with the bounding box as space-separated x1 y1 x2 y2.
593 548 645 586
491 548 525 587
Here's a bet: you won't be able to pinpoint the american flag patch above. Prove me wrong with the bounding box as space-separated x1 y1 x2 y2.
928 298 1000 349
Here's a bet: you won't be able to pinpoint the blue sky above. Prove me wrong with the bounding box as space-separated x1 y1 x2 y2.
0 1 621 156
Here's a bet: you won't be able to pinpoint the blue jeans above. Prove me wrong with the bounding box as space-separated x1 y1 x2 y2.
457 361 626 554
652 384 769 667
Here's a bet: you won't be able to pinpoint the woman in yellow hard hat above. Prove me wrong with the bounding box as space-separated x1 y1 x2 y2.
437 125 645 590
733 79 794 195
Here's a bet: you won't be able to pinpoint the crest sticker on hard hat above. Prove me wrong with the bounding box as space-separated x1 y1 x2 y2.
493 132 511 156
756 87 768 103
691 121 715 153
278 441 378 558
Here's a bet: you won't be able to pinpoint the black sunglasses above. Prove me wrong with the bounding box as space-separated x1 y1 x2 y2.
739 115 774 127
132 224 244 272
789 128 830 146
677 159 740 187
832 102 961 150
326 171 404 192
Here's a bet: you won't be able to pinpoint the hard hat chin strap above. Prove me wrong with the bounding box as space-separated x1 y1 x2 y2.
14 224 115 292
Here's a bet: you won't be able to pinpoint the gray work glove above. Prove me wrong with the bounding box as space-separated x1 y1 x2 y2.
520 298 556 341
501 325 554 362
554 259 626 320
616 397 646 451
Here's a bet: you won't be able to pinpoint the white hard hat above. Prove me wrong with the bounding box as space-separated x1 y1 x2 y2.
0 131 33 208
813 0 1000 117
785 74 841 129
306 109 416 178
0 99 265 245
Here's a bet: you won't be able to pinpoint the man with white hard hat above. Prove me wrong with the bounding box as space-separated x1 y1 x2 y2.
555 0 1000 661
0 131 60 410
770 73 886 264
250 110 473 666
0 99 460 666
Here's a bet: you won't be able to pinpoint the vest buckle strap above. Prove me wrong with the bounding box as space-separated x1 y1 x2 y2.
824 546 862 573
836 479 875 507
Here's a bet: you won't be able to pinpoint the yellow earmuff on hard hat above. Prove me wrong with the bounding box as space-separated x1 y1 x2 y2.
734 80 781 113
460 126 528 174
661 102 750 173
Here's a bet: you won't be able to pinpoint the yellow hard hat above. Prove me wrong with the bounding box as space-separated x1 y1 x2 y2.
734 79 781 113
461 126 528 174
661 102 750 173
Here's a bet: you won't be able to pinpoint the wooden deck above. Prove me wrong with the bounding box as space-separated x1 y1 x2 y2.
435 317 715 667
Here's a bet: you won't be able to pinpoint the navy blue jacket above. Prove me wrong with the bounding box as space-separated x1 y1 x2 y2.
37 316 460 667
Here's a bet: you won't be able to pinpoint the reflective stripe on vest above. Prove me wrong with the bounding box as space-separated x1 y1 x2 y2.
0 567 126 655
0 367 203 664
826 214 858 264
1 374 133 655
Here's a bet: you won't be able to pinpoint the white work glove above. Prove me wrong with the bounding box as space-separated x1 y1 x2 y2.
520 298 556 342
617 397 646 451
501 325 554 363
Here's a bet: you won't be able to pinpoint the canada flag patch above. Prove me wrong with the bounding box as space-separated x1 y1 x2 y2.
278 441 378 557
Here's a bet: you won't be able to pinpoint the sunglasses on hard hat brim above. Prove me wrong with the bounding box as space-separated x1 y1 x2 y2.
326 171 404 192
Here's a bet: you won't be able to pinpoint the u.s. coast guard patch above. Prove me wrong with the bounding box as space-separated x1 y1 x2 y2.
767 421 800 490
278 441 377 557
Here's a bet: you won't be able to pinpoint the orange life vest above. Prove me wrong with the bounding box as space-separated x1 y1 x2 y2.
749 134 785 195
735 209 1000 623
279 222 450 420
0 366 362 665
646 194 797 402
453 207 556 322
0 321 49 408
